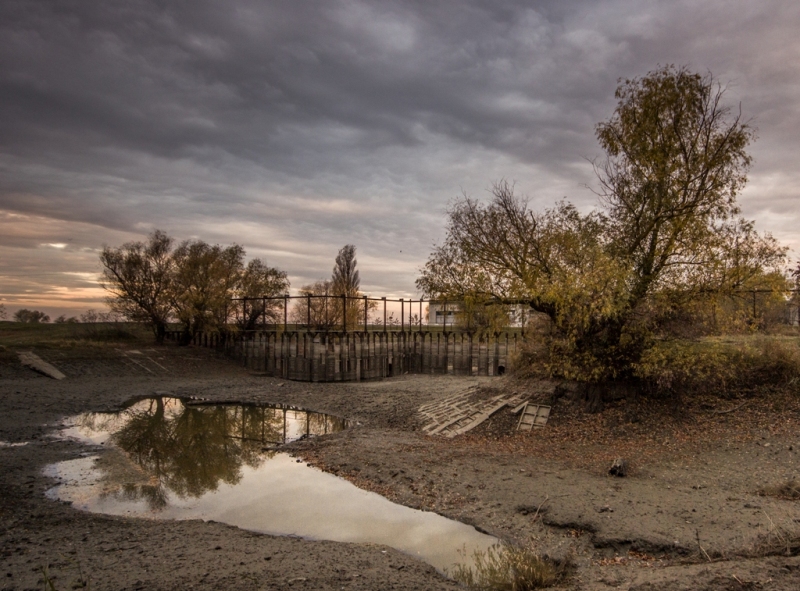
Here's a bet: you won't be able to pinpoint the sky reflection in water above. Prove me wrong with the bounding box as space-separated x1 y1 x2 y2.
47 397 495 572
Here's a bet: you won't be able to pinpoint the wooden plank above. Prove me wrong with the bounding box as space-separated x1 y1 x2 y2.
510 401 529 414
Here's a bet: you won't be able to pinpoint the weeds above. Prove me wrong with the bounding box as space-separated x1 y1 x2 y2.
449 541 568 590
38 556 91 591
41 566 57 591
750 511 800 557
0 321 151 350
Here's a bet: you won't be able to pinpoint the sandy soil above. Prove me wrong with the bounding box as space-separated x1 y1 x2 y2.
2 342 800 590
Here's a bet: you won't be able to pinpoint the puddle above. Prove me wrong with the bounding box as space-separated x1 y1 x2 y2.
46 397 495 573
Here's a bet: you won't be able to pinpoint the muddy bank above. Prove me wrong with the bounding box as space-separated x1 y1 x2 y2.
2 343 800 590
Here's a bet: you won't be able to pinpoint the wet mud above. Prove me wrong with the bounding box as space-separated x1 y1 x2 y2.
2 344 800 590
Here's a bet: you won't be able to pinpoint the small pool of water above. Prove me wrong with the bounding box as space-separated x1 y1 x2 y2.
46 397 495 573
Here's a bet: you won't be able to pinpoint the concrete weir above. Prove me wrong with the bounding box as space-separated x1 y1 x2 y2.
173 329 520 382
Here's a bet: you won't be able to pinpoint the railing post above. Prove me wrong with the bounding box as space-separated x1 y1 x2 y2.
364 295 368 332
342 294 347 333
284 294 288 331
382 297 387 333
400 298 404 333
307 293 312 328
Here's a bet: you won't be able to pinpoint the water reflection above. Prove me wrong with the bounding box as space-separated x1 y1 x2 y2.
63 397 347 510
50 397 497 573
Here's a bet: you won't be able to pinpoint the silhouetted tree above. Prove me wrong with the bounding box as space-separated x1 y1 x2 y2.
100 230 174 343
234 259 290 331
13 309 50 323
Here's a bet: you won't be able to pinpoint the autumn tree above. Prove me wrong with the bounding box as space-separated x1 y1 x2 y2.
100 230 174 343
332 245 360 296
291 280 341 330
234 259 291 331
331 244 367 329
417 66 786 383
101 230 289 343
291 245 374 331
169 241 245 342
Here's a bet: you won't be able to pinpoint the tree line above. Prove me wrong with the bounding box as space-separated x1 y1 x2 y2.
100 234 369 343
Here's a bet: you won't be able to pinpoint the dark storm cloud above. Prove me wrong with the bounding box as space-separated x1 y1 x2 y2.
1 0 799 313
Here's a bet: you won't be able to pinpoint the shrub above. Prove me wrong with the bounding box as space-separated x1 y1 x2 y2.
13 309 50 323
634 336 800 397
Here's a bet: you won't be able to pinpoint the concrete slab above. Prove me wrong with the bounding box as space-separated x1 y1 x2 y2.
18 352 66 380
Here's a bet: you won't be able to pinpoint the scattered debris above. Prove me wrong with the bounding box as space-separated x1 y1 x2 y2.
609 458 628 477
517 403 551 431
510 401 529 414
419 390 526 438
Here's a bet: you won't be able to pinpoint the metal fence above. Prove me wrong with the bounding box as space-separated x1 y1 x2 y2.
168 290 800 383
167 294 523 381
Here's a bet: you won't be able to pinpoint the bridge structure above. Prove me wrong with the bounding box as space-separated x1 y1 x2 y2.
170 294 527 382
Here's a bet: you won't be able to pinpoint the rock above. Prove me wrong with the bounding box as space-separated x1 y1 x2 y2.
609 458 628 477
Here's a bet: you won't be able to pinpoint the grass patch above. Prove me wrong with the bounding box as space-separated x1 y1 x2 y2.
0 321 153 351
749 511 800 557
449 542 568 590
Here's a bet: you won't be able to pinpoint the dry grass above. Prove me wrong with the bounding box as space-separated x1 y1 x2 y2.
758 479 800 501
449 541 568 590
749 511 800 558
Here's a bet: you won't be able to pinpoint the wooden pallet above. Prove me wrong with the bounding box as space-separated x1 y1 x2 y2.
517 403 551 431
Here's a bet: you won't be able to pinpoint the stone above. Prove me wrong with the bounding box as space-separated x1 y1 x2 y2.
609 458 628 477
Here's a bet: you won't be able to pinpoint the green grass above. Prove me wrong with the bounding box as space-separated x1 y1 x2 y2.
0 321 153 352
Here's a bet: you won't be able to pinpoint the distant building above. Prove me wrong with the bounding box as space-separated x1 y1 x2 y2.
427 301 528 328
428 302 457 325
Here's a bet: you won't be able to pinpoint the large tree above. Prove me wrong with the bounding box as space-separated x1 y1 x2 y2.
332 244 360 296
169 240 245 342
417 66 786 382
291 280 341 331
234 259 291 331
102 230 290 342
100 230 174 342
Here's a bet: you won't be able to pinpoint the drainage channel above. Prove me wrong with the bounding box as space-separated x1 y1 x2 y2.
45 396 496 574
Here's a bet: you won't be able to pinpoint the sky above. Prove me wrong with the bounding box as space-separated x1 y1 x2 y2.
1 0 799 318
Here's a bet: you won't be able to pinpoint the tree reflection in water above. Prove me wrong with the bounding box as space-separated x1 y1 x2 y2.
71 397 347 510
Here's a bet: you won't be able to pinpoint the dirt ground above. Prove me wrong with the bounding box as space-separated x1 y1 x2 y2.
2 340 800 590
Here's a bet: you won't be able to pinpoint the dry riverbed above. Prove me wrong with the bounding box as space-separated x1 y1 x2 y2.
2 342 800 590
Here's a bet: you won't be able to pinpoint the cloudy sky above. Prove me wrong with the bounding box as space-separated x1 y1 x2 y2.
1 0 799 318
